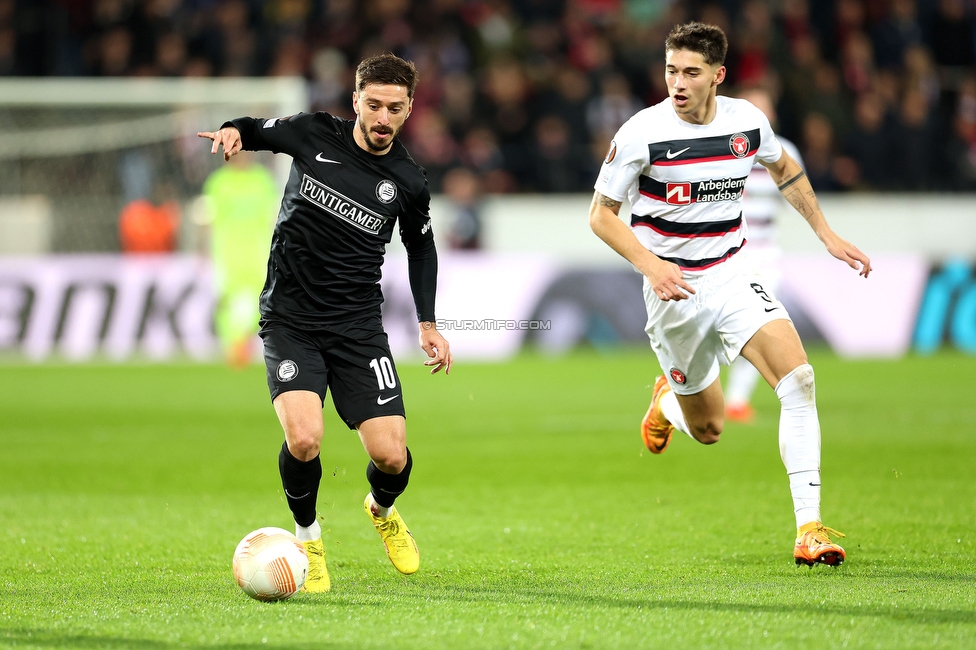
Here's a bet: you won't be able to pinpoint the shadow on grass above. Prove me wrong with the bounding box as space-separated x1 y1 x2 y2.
377 581 976 626
295 573 976 628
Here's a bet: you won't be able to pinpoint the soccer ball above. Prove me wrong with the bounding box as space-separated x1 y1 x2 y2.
232 527 309 601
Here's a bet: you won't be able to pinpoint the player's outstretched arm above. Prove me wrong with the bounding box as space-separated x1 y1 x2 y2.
588 191 695 301
419 321 452 375
197 127 243 162
762 152 872 278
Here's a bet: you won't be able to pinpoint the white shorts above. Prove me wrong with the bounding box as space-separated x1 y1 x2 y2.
643 255 791 395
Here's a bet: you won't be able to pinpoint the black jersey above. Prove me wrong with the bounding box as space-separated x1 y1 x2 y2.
226 112 437 326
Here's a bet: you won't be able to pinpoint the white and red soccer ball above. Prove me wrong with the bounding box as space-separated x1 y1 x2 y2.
232 527 308 601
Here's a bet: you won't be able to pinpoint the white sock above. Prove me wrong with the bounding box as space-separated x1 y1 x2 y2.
295 519 321 542
368 494 392 519
775 364 821 528
726 356 761 407
659 389 694 440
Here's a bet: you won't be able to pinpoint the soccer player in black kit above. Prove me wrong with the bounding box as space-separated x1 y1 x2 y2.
198 54 452 593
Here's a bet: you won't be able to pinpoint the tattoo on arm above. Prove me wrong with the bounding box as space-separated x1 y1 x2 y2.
598 194 622 209
785 190 807 215
778 170 822 219
783 187 820 219
777 170 806 192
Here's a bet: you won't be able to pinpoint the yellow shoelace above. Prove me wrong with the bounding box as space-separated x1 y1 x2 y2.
806 524 846 543
378 517 412 549
305 545 325 579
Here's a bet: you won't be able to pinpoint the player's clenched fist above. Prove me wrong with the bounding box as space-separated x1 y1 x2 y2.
197 127 242 161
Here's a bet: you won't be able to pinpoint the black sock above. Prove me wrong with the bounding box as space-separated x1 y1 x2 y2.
366 448 413 508
278 441 321 528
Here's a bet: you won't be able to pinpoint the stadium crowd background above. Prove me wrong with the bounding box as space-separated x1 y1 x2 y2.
3 0 976 197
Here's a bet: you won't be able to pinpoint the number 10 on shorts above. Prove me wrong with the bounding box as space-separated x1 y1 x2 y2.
369 357 397 390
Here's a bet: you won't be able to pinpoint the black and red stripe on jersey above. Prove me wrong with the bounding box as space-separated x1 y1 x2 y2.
648 128 761 166
657 241 746 271
632 211 743 238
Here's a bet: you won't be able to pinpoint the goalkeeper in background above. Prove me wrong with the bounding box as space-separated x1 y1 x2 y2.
200 152 279 368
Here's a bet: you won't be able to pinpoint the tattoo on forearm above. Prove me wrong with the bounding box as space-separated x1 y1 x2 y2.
783 187 820 219
598 195 622 209
785 190 807 216
777 170 806 192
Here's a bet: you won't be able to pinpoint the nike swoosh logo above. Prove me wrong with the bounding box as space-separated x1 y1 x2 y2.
284 490 311 499
666 147 690 159
809 482 821 487
764 307 778 312
376 394 399 405
315 153 341 164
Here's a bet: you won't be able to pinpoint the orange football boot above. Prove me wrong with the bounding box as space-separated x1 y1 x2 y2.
641 376 675 454
794 522 846 567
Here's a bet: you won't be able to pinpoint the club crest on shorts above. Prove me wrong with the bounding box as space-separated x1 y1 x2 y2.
375 180 397 204
729 132 751 158
605 141 617 164
670 367 686 385
277 360 299 382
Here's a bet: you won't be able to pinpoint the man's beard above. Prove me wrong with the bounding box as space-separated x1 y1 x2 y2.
359 120 398 152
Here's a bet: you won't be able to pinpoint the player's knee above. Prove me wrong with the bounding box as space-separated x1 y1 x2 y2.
370 447 407 474
776 363 816 407
792 363 815 390
689 418 723 445
286 430 322 461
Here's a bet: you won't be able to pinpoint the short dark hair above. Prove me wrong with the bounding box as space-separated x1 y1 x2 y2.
665 22 728 66
355 54 419 98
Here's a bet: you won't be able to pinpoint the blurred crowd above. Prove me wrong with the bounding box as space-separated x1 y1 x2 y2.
3 0 976 197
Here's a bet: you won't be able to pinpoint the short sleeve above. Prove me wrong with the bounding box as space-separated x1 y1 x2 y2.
755 110 783 166
594 122 647 202
780 136 804 170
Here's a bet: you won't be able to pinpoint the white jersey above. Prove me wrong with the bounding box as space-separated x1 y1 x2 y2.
742 137 802 248
595 95 782 273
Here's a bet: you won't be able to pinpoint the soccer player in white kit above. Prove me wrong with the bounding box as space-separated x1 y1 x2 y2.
723 87 802 424
589 22 872 567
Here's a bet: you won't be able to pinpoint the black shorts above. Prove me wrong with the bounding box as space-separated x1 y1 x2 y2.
259 317 405 429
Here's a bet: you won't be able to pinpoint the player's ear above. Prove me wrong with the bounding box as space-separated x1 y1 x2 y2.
713 65 726 87
352 91 359 114
406 98 413 119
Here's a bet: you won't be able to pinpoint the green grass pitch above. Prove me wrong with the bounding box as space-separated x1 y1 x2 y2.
1 349 974 649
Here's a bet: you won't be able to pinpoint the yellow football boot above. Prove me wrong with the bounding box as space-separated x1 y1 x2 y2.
301 538 331 592
364 495 420 575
